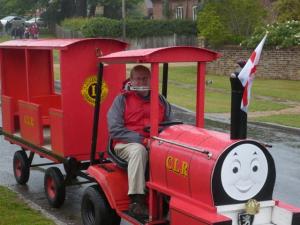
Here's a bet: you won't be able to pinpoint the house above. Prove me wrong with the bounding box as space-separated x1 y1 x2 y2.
151 0 200 20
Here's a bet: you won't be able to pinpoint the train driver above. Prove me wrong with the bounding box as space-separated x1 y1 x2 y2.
107 65 172 218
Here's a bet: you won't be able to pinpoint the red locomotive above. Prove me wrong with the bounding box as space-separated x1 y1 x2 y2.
0 39 299 225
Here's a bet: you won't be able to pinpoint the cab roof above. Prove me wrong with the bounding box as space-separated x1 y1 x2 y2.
98 46 220 63
0 38 128 50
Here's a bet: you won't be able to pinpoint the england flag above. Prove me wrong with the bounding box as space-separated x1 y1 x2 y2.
238 34 267 112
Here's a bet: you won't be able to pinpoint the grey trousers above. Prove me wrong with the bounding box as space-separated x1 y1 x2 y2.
114 143 148 195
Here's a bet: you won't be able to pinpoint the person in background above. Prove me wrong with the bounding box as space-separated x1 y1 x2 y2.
29 23 39 39
24 26 30 39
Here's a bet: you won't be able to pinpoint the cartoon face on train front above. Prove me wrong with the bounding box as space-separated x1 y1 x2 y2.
212 141 275 205
221 143 268 200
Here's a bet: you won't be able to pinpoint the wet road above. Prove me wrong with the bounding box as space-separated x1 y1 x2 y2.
0 107 300 225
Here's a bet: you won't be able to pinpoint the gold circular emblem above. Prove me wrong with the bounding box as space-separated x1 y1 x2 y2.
81 76 108 106
245 199 260 215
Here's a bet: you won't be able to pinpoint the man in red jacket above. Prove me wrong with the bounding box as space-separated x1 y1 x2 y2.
107 65 172 218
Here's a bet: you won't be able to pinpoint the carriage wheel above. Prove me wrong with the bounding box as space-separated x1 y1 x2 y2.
44 167 65 208
81 185 120 225
13 150 30 184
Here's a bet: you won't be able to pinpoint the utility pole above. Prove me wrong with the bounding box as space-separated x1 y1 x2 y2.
122 0 126 39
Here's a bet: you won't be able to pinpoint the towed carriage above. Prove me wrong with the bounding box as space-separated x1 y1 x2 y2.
0 38 127 207
0 39 299 225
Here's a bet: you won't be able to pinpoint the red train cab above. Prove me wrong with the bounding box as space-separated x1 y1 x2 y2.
83 46 300 225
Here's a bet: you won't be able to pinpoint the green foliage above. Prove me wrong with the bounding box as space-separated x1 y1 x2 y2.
242 20 300 48
163 0 171 19
63 17 197 38
126 19 197 38
273 0 300 22
0 35 10 43
0 0 33 16
197 0 266 47
61 17 90 31
98 0 144 19
39 0 62 25
197 4 231 47
81 17 122 37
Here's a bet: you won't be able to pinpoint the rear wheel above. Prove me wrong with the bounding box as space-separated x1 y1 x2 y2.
81 185 120 225
13 150 30 184
44 167 65 208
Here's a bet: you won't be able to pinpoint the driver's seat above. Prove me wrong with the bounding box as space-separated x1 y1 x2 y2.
107 137 128 169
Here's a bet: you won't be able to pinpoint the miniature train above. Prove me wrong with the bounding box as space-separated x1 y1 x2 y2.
0 38 299 225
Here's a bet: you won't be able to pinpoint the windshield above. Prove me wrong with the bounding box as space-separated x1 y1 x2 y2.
28 18 40 22
1 16 15 21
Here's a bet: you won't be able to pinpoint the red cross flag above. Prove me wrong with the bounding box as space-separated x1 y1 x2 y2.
238 34 267 112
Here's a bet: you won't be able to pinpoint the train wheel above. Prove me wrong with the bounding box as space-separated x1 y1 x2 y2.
44 167 65 208
81 185 120 225
13 150 30 184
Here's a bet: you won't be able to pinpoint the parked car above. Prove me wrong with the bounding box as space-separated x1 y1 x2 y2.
0 16 16 26
0 16 25 32
25 17 46 27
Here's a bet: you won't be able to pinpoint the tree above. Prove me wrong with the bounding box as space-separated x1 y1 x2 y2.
163 0 171 19
41 0 62 26
60 0 76 18
41 0 87 26
88 0 98 17
274 0 300 22
98 0 143 19
197 0 266 47
0 0 38 16
197 4 231 47
75 0 87 17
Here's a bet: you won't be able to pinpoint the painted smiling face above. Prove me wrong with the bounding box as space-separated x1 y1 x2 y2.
220 143 268 201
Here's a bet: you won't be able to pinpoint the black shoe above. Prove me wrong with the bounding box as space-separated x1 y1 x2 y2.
129 201 149 219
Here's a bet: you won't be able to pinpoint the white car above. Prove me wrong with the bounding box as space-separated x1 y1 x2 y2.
0 16 25 26
25 17 46 27
0 16 25 31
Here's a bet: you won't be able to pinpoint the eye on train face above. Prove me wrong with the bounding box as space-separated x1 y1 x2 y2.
213 141 276 205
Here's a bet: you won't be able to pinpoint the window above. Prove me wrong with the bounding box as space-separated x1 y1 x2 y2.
192 5 198 21
176 7 183 19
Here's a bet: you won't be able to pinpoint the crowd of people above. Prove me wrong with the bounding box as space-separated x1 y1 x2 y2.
10 21 39 39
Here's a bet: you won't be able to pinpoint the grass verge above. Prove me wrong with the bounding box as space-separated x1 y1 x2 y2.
251 114 300 128
0 186 55 225
0 35 10 42
166 65 300 127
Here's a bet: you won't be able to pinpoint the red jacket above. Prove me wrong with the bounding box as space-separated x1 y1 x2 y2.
108 91 172 146
124 91 165 138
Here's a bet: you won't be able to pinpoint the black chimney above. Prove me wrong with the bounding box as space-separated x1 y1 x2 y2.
230 76 247 139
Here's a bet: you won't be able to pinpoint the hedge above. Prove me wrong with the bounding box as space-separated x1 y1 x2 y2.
61 17 197 38
242 20 300 48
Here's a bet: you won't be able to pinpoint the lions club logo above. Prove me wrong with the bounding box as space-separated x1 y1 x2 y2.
81 76 108 106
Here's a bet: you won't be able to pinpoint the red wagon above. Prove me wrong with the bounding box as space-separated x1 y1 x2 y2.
0 38 127 207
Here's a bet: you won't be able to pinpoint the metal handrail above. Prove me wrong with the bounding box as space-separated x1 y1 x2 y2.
152 136 213 159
